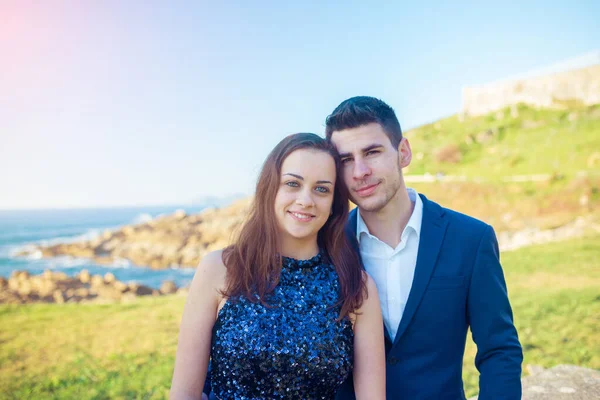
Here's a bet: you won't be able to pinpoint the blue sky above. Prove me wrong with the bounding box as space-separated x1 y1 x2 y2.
1 1 598 209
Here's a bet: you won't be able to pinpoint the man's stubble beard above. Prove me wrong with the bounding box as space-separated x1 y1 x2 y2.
353 163 404 213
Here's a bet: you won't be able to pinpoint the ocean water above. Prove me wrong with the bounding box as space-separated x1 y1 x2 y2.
0 205 208 290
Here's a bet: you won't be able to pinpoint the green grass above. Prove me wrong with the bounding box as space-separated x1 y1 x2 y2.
0 297 185 399
462 234 600 396
1 235 599 399
405 103 600 180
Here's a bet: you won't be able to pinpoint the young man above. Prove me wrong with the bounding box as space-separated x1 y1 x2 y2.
327 96 523 399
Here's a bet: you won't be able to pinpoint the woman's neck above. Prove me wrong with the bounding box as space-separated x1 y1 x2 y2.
279 237 319 260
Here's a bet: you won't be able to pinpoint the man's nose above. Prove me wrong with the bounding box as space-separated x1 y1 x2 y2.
353 159 371 180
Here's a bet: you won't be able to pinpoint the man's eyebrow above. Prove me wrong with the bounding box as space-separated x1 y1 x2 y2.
339 143 384 158
283 173 303 180
362 144 384 153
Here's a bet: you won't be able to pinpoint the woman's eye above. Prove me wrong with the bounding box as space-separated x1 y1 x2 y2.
285 181 299 188
315 186 330 193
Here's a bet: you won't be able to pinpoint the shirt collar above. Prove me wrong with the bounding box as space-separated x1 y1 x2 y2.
356 188 423 243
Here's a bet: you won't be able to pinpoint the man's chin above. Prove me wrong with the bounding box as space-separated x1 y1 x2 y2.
351 196 386 213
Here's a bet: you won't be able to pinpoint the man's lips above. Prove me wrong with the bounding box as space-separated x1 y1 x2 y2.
354 183 379 197
287 211 316 222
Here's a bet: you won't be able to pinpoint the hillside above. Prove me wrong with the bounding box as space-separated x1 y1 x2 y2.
404 103 600 179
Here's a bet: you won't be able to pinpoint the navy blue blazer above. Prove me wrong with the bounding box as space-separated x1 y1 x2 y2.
336 194 523 400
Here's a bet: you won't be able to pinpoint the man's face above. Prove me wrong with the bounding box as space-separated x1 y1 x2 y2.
330 123 411 213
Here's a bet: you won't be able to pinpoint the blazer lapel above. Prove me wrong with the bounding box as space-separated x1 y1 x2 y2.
392 194 448 347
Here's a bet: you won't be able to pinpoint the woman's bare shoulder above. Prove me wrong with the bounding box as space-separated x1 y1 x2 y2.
193 249 227 290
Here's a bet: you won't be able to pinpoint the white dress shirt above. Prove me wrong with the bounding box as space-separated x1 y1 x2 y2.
356 188 423 341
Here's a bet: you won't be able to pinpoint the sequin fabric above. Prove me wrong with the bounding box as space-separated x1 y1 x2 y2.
211 252 354 400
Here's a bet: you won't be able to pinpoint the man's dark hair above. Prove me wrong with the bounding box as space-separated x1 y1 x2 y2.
325 96 403 148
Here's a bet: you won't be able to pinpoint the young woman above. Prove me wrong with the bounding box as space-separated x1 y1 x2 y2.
170 133 385 400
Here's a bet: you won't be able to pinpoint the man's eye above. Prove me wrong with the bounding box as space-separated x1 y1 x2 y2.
366 150 379 156
315 186 330 193
341 158 352 164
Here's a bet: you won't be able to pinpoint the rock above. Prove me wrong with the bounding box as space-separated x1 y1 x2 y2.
53 290 65 304
128 284 153 296
17 282 32 296
53 272 68 281
90 275 104 288
0 277 7 288
1 269 164 304
8 278 20 291
160 280 178 295
521 365 600 399
78 269 90 284
174 209 186 220
16 271 30 281
75 288 90 298
469 365 600 400
112 281 128 293
95 285 123 301
104 272 116 284
121 293 138 303
527 364 546 376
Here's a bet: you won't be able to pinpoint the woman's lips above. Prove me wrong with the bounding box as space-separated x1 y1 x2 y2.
288 211 315 222
355 183 379 197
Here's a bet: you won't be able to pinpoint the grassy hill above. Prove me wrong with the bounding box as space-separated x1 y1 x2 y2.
1 234 599 399
404 103 600 179
396 103 600 232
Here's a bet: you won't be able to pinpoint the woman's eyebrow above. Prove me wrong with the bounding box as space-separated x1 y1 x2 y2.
283 173 332 185
283 173 303 180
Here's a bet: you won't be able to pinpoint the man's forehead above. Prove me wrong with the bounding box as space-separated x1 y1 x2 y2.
330 124 389 151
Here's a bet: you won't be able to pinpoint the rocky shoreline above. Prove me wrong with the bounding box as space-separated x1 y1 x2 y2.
0 269 188 305
17 198 251 270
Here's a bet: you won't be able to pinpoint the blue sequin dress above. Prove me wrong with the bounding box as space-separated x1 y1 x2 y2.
210 251 354 399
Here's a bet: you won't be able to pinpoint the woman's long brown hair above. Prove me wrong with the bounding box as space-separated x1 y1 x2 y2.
222 133 366 318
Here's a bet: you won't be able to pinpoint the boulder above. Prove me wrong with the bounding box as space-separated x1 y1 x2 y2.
160 280 178 295
104 272 116 284
78 269 91 283
469 365 600 399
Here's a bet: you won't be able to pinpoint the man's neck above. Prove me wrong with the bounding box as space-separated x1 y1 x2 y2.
360 188 414 248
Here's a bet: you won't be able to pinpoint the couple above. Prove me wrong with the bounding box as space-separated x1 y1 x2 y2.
170 96 523 399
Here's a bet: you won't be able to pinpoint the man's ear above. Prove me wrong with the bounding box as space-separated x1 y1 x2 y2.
397 137 412 168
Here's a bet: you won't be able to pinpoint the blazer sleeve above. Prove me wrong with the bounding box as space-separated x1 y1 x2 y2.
467 224 523 399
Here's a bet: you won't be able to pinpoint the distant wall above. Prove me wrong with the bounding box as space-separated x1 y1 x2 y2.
462 64 600 116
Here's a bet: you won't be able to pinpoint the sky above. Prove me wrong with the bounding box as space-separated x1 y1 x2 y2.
1 1 598 209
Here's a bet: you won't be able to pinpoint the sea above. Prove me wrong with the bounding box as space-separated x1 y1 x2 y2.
0 205 210 290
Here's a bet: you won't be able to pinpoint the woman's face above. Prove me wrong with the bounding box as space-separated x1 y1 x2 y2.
274 148 336 245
